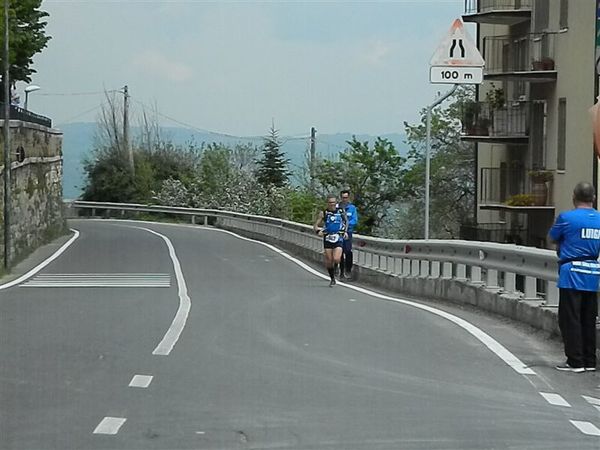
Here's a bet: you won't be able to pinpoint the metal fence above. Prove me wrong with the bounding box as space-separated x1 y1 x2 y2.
479 166 554 206
464 0 532 15
0 103 52 128
68 200 561 306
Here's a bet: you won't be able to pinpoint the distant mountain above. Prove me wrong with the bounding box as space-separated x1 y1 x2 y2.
58 122 407 199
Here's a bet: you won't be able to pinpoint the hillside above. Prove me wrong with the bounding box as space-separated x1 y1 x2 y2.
59 122 408 199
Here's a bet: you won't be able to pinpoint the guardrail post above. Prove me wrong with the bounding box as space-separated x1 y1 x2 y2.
524 276 538 300
471 266 483 285
486 269 499 290
456 263 467 281
191 215 196 225
402 259 411 276
545 280 559 307
420 260 430 278
442 262 452 279
504 272 517 294
430 261 440 278
411 259 420 276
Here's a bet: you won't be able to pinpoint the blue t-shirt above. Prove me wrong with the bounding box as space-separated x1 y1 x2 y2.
342 203 358 232
549 207 600 291
324 208 346 235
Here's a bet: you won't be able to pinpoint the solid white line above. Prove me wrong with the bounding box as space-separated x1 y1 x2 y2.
582 395 600 406
539 392 571 407
0 229 80 290
93 417 127 435
132 227 191 356
569 420 600 436
208 227 536 376
129 374 153 388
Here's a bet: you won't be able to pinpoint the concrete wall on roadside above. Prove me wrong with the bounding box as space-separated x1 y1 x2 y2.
0 120 67 270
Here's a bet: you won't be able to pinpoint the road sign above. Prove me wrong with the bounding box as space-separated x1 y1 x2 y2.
430 19 484 84
430 66 483 84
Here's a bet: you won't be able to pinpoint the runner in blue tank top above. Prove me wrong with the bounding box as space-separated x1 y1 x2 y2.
549 182 600 372
313 194 348 287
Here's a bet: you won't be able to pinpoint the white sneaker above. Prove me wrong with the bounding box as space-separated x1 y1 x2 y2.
555 363 585 373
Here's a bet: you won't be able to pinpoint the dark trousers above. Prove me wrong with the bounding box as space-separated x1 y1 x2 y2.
558 289 598 368
340 232 353 274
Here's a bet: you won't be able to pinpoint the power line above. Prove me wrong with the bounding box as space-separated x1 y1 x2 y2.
54 103 104 126
37 90 120 97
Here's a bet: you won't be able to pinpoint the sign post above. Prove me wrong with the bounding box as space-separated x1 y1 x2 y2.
424 19 484 240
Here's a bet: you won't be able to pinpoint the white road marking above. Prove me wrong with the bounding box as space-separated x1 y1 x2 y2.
93 417 127 435
196 431 206 435
131 227 191 356
210 228 536 376
348 298 357 302
129 374 153 388
0 229 80 290
20 273 170 288
583 395 600 406
569 420 600 436
539 392 571 407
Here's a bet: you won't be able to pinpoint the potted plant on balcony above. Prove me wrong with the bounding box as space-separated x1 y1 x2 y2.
486 84 506 134
505 193 535 207
528 170 553 206
541 56 555 70
462 100 479 134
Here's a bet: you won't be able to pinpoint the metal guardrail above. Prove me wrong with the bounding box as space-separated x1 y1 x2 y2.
67 200 560 306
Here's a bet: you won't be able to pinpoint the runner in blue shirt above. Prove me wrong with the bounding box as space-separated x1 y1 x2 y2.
314 194 348 287
339 189 358 280
549 182 600 373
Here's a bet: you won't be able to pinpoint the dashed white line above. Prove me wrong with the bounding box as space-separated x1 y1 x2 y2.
539 392 571 407
569 420 600 436
582 395 600 406
129 374 153 388
93 417 127 435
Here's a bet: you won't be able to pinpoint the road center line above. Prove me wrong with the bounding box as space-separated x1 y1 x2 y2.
539 392 571 407
129 374 153 388
93 417 127 435
210 227 536 376
131 226 191 356
569 420 600 436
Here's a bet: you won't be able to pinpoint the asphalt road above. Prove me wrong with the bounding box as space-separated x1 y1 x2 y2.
0 219 599 450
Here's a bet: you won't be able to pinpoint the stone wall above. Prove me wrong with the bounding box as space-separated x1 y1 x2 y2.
0 120 67 270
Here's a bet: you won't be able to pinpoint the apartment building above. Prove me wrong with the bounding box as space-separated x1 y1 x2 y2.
460 0 597 248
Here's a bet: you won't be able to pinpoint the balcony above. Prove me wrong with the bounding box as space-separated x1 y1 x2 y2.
461 100 529 144
463 0 532 25
479 166 555 211
483 33 557 83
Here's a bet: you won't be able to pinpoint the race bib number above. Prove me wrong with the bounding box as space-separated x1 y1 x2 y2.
325 234 340 243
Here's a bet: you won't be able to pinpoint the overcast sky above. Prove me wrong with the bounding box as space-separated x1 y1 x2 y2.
26 0 465 137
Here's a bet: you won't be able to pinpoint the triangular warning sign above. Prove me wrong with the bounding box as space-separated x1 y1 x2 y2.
430 19 484 67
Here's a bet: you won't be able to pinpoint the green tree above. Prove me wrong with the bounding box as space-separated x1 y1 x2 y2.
314 137 406 235
390 86 475 239
1 0 51 84
256 124 290 188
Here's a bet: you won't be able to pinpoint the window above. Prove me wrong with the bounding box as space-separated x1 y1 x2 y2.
557 98 567 170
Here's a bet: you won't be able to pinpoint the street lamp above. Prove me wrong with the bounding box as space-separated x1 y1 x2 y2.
24 85 40 110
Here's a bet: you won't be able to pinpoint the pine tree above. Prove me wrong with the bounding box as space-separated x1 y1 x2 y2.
256 124 290 188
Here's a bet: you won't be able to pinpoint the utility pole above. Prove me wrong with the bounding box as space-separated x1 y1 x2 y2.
3 0 10 270
123 85 134 175
309 127 316 193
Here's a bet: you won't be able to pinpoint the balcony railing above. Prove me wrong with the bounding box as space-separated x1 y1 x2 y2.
465 0 532 14
460 223 527 245
480 166 554 207
461 101 529 140
0 103 52 128
483 33 557 79
463 0 532 24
